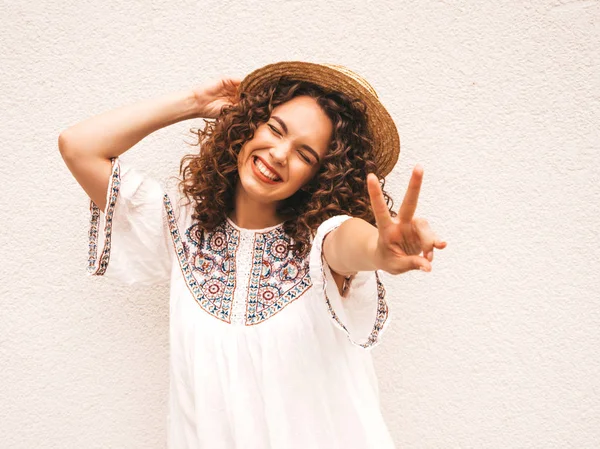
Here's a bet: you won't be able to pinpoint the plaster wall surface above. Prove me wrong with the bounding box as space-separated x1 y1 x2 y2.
1 1 598 447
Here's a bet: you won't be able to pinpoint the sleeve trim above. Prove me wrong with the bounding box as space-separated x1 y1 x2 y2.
322 267 390 350
87 157 120 276
310 215 391 350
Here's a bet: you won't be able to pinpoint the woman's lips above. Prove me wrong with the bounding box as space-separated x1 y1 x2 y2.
256 156 282 179
251 156 281 184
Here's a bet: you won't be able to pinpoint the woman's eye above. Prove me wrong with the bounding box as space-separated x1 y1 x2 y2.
268 124 311 164
299 152 311 163
268 124 281 136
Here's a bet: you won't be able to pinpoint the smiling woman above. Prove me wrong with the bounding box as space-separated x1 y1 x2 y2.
60 61 414 449
180 76 396 259
233 94 333 227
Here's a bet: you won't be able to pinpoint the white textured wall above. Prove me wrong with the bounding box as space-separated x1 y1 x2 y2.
1 1 598 447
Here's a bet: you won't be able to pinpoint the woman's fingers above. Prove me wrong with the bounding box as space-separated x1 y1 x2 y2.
398 164 423 223
397 255 432 273
367 173 393 230
412 218 446 262
412 218 435 260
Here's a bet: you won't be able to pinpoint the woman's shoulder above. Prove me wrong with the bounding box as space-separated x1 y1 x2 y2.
163 175 197 226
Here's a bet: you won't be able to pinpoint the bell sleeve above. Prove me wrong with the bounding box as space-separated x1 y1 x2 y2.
86 156 176 286
309 215 391 350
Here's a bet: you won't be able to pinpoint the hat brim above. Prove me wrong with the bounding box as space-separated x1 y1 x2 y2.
239 61 400 177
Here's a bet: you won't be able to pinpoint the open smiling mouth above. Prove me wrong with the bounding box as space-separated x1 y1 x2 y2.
252 156 282 183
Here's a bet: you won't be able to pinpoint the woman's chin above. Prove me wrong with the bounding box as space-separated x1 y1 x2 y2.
239 175 283 200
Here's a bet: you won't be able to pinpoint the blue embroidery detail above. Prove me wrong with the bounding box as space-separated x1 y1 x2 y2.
245 231 312 325
322 270 388 349
184 220 238 322
162 204 311 325
88 157 120 276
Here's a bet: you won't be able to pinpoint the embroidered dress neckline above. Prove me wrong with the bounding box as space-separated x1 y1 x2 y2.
225 216 285 234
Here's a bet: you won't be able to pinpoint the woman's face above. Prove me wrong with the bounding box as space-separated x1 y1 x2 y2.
237 95 333 202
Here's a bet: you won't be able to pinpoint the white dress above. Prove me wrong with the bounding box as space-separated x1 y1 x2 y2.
87 157 395 449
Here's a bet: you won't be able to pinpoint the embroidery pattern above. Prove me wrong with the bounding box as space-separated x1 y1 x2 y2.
244 228 312 325
322 266 388 349
313 215 390 349
188 220 238 322
88 157 120 276
164 200 238 323
163 206 312 325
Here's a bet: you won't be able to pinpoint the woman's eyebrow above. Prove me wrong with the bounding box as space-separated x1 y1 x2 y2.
271 115 321 163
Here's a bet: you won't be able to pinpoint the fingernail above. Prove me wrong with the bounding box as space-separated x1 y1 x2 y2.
420 265 430 272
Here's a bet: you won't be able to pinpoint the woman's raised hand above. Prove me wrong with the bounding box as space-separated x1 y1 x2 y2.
192 77 242 119
366 165 447 274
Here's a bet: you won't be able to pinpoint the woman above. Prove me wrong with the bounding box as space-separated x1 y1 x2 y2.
59 61 446 449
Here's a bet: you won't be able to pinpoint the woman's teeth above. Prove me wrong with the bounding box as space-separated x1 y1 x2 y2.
254 157 281 181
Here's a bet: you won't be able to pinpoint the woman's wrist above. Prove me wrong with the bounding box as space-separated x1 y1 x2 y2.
178 89 203 121
324 218 380 275
365 230 381 271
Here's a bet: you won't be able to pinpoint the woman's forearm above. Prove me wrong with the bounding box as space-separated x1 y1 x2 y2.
58 89 199 159
322 218 379 276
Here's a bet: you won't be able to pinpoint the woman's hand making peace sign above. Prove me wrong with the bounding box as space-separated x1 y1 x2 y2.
367 165 447 274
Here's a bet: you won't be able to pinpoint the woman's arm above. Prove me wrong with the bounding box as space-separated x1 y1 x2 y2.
58 77 240 212
59 89 198 160
58 89 199 212
324 168 447 283
322 217 379 276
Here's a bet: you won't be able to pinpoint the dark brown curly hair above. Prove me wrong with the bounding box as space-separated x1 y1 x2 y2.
177 77 396 259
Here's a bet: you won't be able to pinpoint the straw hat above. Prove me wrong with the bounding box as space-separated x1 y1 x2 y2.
239 61 400 177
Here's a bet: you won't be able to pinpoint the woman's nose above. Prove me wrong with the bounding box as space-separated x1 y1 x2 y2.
268 143 290 166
